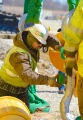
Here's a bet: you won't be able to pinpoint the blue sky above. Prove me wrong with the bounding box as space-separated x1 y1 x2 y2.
59 0 66 3
0 0 2 3
52 0 67 4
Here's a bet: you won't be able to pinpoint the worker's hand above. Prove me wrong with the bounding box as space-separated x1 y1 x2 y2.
42 36 61 53
60 47 66 59
55 45 62 51
46 36 60 50
65 57 76 69
48 76 61 87
60 47 77 59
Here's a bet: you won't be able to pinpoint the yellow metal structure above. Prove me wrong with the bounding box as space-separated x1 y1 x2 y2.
73 71 78 97
55 32 65 46
49 47 78 97
0 96 31 120
49 47 66 72
49 47 78 119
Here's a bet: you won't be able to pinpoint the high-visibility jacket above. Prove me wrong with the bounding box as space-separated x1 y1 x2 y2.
0 46 37 87
55 31 65 46
62 0 83 53
78 41 83 77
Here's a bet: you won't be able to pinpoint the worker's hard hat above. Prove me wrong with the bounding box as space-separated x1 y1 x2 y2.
26 24 48 45
18 14 48 45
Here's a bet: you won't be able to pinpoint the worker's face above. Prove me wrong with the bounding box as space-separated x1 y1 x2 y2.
32 42 42 50
28 32 43 50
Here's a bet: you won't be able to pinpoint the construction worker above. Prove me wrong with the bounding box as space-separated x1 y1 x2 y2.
23 0 46 113
0 24 61 110
18 0 61 112
61 0 83 119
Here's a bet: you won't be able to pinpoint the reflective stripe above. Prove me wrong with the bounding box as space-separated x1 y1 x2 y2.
5 68 19 77
4 46 32 78
68 22 83 34
0 46 36 87
64 46 77 52
0 78 29 94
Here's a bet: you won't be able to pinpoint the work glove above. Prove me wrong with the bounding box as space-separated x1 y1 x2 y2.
42 35 61 53
65 57 77 76
57 71 67 85
60 47 77 59
65 57 76 69
60 47 77 76
60 47 66 59
46 36 60 50
48 76 61 87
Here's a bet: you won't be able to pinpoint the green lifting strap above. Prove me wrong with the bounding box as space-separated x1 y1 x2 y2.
60 47 66 60
76 0 80 7
75 116 82 120
24 0 30 14
67 0 80 11
57 72 65 84
24 0 43 23
28 85 50 113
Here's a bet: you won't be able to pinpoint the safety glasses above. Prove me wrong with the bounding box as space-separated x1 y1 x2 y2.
36 41 43 45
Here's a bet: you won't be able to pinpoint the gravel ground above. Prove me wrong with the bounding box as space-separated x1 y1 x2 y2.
36 85 80 119
35 58 80 120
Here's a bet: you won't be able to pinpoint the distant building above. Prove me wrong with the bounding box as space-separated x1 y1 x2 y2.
0 0 3 10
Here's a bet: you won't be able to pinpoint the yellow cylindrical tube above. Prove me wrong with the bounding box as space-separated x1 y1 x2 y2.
60 76 75 120
0 96 31 120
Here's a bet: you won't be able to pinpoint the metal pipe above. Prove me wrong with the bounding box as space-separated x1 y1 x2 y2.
60 70 76 120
